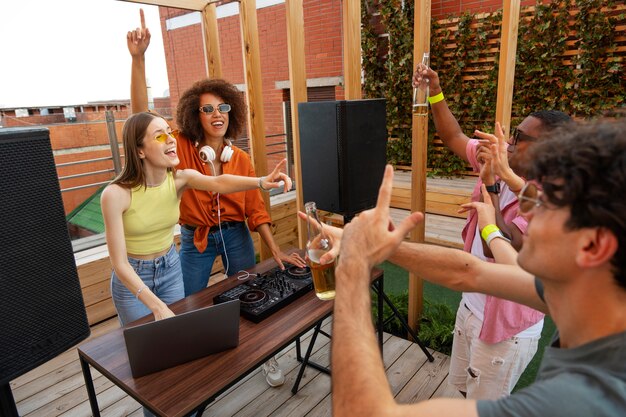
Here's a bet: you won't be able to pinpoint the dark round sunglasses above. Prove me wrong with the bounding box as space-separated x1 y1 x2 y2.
508 128 538 152
198 103 232 114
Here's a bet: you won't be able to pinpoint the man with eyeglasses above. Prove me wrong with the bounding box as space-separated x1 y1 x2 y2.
313 120 626 417
412 65 572 399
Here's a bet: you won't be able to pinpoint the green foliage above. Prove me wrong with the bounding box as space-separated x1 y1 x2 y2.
419 299 455 355
371 291 456 355
572 0 624 116
372 291 409 338
362 1 626 175
513 1 572 122
362 0 415 165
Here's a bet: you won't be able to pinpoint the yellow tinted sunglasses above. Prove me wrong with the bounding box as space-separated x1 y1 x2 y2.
154 130 180 143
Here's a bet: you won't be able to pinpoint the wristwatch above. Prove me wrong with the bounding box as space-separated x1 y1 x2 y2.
485 182 501 194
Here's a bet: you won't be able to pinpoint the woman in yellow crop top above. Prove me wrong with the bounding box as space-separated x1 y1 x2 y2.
101 112 291 326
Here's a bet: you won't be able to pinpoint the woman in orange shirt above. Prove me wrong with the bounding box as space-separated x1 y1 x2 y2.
127 10 304 387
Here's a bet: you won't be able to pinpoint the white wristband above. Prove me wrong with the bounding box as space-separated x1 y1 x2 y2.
485 230 511 247
136 285 148 299
258 176 270 192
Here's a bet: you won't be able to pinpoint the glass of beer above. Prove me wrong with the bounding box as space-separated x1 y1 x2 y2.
412 52 430 115
305 202 336 300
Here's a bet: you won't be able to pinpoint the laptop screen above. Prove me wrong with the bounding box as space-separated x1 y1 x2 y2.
123 299 240 378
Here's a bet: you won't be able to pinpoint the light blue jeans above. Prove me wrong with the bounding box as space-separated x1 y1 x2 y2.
111 244 185 326
179 222 255 296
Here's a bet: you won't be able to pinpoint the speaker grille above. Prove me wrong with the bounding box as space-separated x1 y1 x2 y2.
299 99 387 218
0 128 90 385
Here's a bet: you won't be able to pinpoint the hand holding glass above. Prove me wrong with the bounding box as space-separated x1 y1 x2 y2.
305 202 336 301
413 52 430 114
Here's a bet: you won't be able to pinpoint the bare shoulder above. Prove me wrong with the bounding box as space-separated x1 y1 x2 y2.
102 183 129 199
101 183 131 210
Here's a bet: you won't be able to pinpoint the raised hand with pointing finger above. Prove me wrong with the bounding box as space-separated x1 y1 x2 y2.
128 9 151 113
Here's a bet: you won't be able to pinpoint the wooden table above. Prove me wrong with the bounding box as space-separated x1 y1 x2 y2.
78 251 383 417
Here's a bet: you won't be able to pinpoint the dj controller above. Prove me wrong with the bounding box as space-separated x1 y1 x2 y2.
213 264 313 323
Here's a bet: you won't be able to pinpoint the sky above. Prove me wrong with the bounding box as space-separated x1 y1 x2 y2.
0 0 170 109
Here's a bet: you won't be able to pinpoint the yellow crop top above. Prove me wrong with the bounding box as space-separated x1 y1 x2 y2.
122 171 180 255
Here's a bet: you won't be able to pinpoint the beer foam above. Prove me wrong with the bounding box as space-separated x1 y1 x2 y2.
307 248 326 264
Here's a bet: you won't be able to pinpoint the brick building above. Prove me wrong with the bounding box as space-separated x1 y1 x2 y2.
1 0 536 219
157 0 538 144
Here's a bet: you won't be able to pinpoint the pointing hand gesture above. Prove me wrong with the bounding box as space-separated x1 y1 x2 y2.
127 8 151 58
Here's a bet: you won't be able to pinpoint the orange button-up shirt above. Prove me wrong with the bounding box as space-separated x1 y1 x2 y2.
176 133 271 253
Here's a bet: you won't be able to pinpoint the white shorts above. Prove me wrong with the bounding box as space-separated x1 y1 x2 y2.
448 303 540 399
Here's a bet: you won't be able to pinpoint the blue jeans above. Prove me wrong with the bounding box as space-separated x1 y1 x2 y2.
179 222 255 296
111 244 185 326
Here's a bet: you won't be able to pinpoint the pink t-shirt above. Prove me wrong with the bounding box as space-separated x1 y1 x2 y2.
461 139 544 344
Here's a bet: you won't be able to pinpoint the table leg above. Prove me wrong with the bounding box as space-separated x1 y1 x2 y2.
295 337 302 361
292 320 329 394
79 355 101 417
0 383 19 417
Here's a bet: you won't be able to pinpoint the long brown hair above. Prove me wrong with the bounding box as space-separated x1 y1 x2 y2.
112 112 165 189
176 79 246 143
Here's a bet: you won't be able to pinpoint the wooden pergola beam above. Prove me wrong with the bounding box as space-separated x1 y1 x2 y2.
118 0 210 11
408 0 431 331
239 0 272 261
495 0 521 137
285 0 308 249
202 3 223 78
342 0 362 100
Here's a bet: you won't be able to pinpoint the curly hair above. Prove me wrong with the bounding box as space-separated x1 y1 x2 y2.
176 79 246 143
526 120 626 289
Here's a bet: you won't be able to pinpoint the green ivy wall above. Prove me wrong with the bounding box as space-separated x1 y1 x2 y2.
362 0 626 176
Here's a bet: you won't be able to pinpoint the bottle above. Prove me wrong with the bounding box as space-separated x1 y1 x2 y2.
412 52 430 115
305 201 336 301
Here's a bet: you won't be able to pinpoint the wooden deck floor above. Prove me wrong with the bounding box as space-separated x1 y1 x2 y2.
11 173 471 416
11 317 461 417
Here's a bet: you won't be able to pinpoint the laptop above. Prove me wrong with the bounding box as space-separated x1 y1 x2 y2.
123 299 241 378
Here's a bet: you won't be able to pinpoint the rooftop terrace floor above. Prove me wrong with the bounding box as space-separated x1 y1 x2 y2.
12 317 461 416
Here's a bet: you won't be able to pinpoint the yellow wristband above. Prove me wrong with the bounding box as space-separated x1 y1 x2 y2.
480 224 500 242
428 92 445 104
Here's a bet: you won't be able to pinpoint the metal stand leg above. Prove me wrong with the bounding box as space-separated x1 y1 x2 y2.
193 397 216 417
292 320 330 394
0 383 19 417
79 355 101 417
371 285 434 362
290 274 389 394
374 277 384 352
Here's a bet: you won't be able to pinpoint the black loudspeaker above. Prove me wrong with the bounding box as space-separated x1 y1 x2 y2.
298 99 387 219
0 128 90 391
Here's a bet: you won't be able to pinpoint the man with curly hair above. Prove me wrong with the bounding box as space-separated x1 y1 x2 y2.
324 119 626 417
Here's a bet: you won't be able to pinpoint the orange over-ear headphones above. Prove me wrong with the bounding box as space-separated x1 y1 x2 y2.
199 140 234 163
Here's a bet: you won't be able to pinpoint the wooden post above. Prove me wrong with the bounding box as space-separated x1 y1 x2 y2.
239 0 272 261
342 0 362 99
409 0 431 332
285 0 308 249
202 3 222 78
495 0 521 138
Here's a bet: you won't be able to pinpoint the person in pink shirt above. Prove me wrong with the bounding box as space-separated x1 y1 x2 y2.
413 64 571 398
